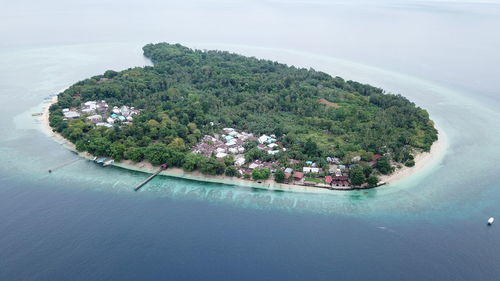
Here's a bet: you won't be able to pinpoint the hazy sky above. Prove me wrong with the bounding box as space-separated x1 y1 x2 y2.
1 0 499 100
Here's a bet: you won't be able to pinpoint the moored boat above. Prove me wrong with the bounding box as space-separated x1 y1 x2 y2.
95 157 107 164
103 159 115 167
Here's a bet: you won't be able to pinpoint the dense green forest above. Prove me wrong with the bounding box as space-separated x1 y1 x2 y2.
49 43 438 177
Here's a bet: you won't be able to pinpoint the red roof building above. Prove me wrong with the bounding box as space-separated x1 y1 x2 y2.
293 171 304 180
325 176 332 184
332 176 349 181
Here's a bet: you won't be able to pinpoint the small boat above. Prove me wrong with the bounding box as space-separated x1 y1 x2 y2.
103 159 115 167
488 217 494 225
95 157 107 164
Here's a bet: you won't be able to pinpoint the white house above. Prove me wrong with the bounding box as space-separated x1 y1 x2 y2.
86 115 102 123
120 106 130 116
63 111 80 119
235 157 245 166
249 163 260 169
82 108 96 114
84 101 97 109
258 135 270 144
268 143 278 148
351 156 361 163
96 122 113 128
303 167 320 173
216 152 228 158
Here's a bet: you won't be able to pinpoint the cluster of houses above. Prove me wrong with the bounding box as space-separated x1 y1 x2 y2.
278 160 352 189
62 100 140 128
256 134 286 155
242 160 280 177
190 127 363 188
192 128 256 168
192 128 289 176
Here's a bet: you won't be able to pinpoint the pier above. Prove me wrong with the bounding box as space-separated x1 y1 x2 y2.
134 164 168 191
48 158 81 173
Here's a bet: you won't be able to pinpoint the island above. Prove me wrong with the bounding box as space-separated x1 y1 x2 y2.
45 43 439 192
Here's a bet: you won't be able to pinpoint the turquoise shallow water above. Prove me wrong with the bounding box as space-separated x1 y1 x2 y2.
1 1 500 280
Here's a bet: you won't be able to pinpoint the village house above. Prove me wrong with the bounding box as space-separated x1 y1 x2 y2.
96 122 113 128
351 156 361 163
63 110 80 119
249 163 260 169
293 171 304 181
326 157 341 164
216 152 227 158
331 176 350 187
82 108 96 114
258 134 269 144
325 175 333 185
83 101 97 110
303 167 321 173
86 115 102 123
235 156 245 166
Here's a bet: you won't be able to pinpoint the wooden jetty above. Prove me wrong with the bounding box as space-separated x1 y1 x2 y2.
134 164 168 191
48 158 81 173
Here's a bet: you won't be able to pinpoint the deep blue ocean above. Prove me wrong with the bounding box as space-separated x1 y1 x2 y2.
1 1 500 280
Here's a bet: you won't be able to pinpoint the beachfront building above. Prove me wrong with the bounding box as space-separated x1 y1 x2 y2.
325 176 332 185
293 171 304 181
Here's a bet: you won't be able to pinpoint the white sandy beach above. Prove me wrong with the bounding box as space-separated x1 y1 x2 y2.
379 130 447 185
40 96 446 193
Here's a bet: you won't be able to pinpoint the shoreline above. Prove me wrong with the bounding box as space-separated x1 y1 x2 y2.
378 130 446 185
379 129 447 185
40 95 446 193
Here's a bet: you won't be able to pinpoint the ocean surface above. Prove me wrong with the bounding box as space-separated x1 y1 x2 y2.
1 1 500 280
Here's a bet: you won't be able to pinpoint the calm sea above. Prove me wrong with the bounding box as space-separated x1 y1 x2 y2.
1 1 500 280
